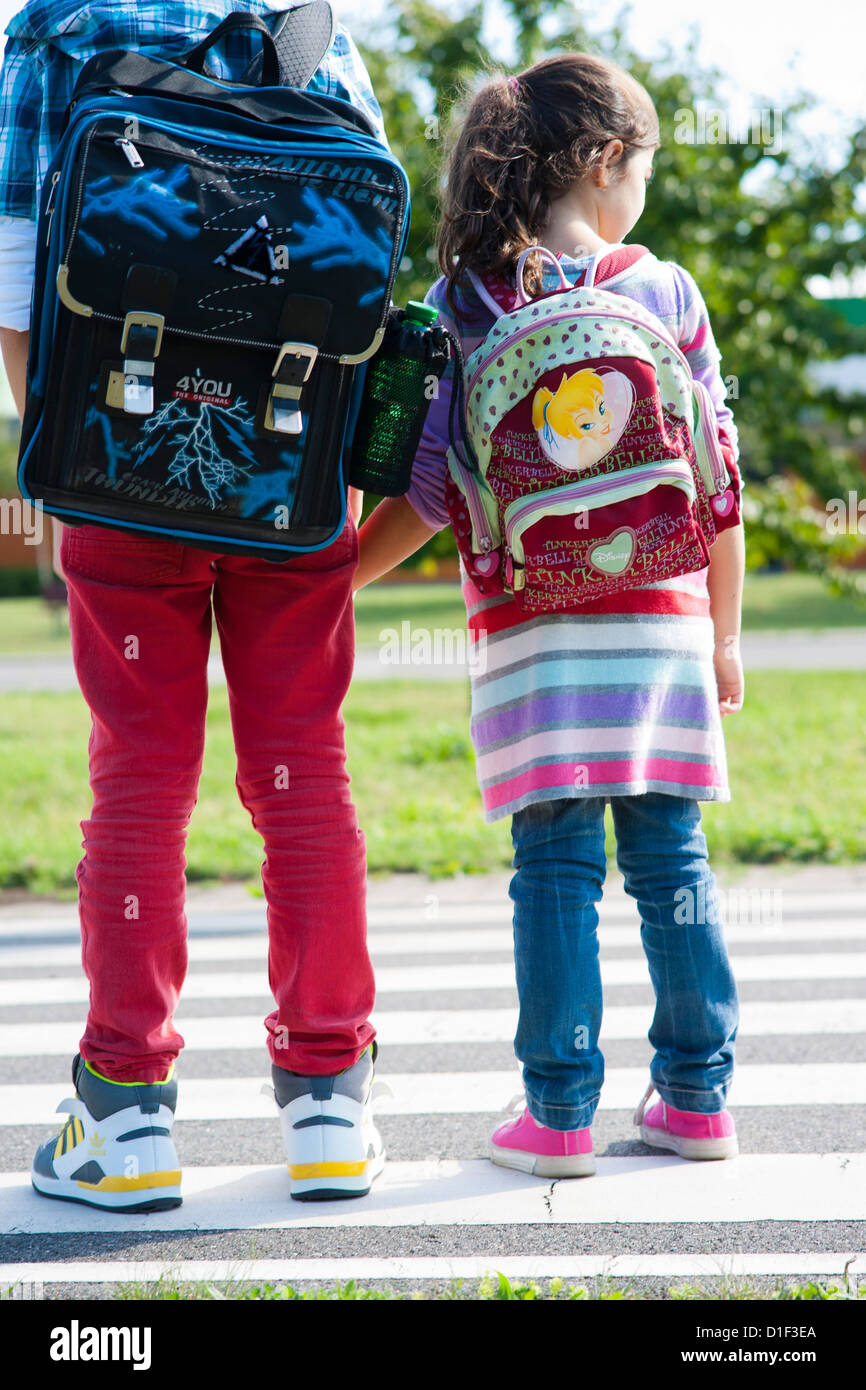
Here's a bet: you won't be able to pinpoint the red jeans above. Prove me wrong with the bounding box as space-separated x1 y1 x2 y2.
59 514 374 1083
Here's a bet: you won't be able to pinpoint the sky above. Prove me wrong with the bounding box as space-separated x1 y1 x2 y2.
1 0 864 125
0 0 864 413
338 0 866 128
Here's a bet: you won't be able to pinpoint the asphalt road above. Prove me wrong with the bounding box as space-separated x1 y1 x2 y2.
0 864 864 1299
0 626 865 691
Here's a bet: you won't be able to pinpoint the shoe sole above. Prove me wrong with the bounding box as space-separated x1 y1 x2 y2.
289 1149 386 1202
31 1174 182 1213
488 1141 596 1178
640 1124 739 1160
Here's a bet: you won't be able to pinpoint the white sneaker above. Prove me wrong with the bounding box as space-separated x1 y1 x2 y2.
265 1042 386 1201
31 1054 182 1212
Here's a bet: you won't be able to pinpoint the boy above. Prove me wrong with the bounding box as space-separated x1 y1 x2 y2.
0 0 388 1208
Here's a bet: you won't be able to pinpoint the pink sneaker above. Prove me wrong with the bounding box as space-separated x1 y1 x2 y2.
634 1084 738 1160
489 1099 596 1178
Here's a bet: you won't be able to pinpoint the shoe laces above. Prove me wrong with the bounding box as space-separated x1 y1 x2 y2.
503 1092 528 1116
633 1083 656 1127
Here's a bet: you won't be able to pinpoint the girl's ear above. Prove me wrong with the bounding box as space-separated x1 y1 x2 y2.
596 138 625 186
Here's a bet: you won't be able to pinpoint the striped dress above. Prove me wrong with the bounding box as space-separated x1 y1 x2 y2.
406 245 742 823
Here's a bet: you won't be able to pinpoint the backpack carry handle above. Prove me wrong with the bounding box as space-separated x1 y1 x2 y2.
183 12 280 86
582 247 609 289
514 245 572 306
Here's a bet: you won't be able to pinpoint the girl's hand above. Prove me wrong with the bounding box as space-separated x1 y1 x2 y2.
714 636 744 716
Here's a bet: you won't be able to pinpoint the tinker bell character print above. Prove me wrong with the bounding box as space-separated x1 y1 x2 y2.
532 367 635 471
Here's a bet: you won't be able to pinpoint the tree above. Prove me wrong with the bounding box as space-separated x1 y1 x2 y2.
357 0 866 593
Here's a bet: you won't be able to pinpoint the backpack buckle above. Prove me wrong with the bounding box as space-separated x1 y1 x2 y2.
266 341 318 434
120 311 165 415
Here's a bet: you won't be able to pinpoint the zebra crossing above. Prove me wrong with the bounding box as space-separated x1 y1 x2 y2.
0 869 864 1297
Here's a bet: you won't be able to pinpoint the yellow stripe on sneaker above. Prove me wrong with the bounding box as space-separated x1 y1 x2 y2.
76 1170 182 1192
288 1161 367 1179
55 1118 76 1160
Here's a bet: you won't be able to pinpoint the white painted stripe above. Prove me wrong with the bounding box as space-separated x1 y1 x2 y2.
2 1253 863 1286
3 952 864 1005
2 998 864 1056
367 898 866 928
0 889 862 936
376 998 866 1043
5 1063 866 1126
291 890 866 922
380 923 860 949
2 1155 865 1232
1 920 864 969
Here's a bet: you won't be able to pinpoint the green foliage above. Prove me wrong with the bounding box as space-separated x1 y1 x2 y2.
1 670 864 893
356 0 866 588
0 436 19 494
0 568 41 598
109 1269 866 1300
398 721 474 764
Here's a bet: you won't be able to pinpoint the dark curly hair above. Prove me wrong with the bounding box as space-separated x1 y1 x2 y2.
438 53 659 320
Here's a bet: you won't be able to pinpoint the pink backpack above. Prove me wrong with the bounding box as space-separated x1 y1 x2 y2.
445 245 738 611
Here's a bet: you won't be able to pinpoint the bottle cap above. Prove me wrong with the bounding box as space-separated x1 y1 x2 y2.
405 300 438 325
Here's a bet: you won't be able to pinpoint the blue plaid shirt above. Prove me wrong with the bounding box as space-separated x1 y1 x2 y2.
0 0 389 220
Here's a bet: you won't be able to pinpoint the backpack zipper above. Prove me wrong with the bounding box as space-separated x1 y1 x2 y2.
447 446 499 557
466 303 683 399
56 110 408 356
503 460 697 589
43 171 61 247
692 379 730 493
464 302 730 495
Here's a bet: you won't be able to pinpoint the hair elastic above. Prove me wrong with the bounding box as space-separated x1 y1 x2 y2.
508 75 520 91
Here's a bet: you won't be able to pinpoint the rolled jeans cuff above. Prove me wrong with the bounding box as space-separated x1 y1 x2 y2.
524 1091 599 1132
653 1082 732 1114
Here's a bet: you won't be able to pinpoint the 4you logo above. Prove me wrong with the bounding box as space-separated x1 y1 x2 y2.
173 369 234 408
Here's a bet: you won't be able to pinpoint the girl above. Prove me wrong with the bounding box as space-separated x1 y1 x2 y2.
355 53 744 1177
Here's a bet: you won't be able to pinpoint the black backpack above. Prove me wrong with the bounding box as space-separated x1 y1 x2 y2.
18 4 410 560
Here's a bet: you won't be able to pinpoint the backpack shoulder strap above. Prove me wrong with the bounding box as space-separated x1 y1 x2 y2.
465 266 514 317
591 243 652 286
467 244 652 316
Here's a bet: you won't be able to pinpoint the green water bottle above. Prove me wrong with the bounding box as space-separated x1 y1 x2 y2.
349 301 451 497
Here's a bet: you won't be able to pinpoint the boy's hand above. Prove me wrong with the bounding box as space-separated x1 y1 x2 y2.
348 487 363 525
714 636 744 716
51 519 67 583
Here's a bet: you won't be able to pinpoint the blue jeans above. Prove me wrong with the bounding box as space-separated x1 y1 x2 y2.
509 794 739 1130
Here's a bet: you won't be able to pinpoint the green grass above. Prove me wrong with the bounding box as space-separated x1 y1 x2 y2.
0 672 864 897
0 595 71 655
1 571 865 659
353 570 866 643
90 1269 866 1301
739 570 866 629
